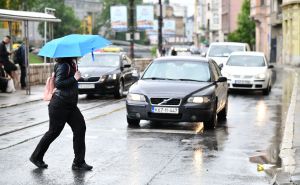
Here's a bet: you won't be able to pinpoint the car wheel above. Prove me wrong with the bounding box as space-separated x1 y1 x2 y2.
114 80 124 99
218 98 228 121
127 116 140 126
263 82 271 95
203 104 217 130
86 94 94 99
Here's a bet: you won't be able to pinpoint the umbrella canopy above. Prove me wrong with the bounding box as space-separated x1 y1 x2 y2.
38 34 111 58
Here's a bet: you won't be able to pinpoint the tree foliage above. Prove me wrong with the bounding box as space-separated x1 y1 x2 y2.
1 0 81 39
227 0 255 48
32 0 81 38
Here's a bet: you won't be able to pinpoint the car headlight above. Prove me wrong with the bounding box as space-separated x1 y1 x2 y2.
127 93 146 102
99 75 107 82
108 74 117 80
256 73 266 79
187 96 210 104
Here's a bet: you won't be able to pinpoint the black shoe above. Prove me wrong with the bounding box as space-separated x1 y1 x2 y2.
72 162 93 171
29 156 48 168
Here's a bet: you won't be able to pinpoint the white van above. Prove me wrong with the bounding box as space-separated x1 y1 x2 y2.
206 42 251 65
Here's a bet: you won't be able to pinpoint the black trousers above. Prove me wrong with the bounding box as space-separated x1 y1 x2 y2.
20 66 26 88
31 95 86 165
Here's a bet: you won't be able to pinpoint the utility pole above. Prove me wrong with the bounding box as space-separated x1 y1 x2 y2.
129 0 135 59
193 0 199 47
158 0 163 54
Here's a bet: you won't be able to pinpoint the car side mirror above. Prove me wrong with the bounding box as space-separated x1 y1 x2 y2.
268 65 274 69
201 52 206 57
217 76 227 82
218 63 223 69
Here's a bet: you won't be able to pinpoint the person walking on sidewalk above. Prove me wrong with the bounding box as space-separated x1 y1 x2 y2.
30 57 93 171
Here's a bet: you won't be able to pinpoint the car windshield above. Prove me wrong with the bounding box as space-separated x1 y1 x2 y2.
208 45 244 57
227 55 266 67
142 60 211 82
78 54 120 67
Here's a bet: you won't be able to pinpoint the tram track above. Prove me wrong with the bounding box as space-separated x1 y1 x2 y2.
0 98 125 137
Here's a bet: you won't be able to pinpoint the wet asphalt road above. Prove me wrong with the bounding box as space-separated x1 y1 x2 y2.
0 68 292 185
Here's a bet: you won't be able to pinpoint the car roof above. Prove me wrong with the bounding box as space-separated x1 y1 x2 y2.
91 52 124 56
154 56 209 62
230 51 265 56
210 42 248 46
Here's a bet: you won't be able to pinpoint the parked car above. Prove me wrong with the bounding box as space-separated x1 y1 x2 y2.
78 51 139 98
206 42 251 65
126 56 228 129
221 51 273 95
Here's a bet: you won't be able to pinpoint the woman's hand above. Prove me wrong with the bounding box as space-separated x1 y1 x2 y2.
74 71 81 81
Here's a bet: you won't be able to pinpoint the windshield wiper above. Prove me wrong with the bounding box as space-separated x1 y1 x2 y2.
143 77 169 80
177 79 207 82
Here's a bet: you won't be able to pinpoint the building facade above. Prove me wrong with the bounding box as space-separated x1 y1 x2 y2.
282 0 300 65
270 0 283 63
222 0 243 40
64 0 102 34
195 0 223 46
250 0 271 60
186 16 194 42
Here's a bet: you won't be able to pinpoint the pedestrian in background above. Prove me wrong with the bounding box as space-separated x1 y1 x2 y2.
30 57 93 171
171 48 177 56
14 43 26 89
0 36 18 82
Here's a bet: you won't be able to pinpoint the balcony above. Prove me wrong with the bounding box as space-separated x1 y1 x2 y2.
250 5 269 23
270 12 282 26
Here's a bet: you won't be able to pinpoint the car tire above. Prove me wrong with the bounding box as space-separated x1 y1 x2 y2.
263 82 271 96
114 80 124 99
218 98 228 121
86 94 94 99
203 104 217 130
127 116 140 126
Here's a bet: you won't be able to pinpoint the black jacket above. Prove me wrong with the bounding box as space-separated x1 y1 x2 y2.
53 61 78 106
0 41 9 62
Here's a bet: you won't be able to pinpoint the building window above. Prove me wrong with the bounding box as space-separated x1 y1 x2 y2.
208 3 210 11
261 0 265 5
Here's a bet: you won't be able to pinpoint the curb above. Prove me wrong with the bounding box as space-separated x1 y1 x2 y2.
275 70 298 184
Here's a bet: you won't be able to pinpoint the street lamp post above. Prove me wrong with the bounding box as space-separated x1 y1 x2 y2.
129 0 135 59
158 0 163 54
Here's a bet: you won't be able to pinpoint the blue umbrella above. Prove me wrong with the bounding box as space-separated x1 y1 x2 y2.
38 34 111 58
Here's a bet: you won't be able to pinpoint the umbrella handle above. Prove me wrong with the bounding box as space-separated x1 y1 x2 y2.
75 58 78 71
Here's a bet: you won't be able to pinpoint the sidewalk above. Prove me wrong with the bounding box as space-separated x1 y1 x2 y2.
0 85 44 108
275 68 300 185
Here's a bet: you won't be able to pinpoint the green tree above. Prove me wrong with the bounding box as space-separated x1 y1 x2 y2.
227 0 255 49
32 0 81 38
0 0 81 38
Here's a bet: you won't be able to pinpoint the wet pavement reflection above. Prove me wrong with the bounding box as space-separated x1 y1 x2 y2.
0 68 296 185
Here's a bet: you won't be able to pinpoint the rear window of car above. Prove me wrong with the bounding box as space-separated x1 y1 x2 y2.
227 55 266 67
79 54 120 67
142 60 211 82
208 45 244 57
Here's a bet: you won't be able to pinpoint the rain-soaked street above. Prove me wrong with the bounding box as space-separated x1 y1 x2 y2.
0 68 295 185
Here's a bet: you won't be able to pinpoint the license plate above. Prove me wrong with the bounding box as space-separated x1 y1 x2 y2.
78 84 95 89
151 107 179 114
235 80 250 84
